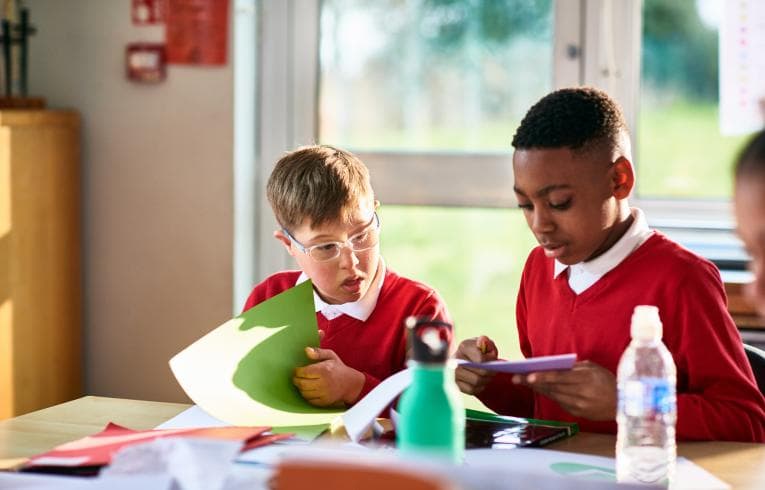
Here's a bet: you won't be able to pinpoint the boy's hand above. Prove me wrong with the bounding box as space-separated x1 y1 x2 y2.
512 360 617 421
455 336 498 395
293 347 365 407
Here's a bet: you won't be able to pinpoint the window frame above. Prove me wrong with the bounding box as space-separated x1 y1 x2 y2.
243 0 744 301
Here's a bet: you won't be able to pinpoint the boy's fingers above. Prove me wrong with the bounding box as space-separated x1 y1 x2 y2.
292 376 320 391
477 336 498 356
457 343 486 363
456 380 477 395
293 366 322 379
455 367 481 386
525 370 572 385
457 365 491 379
306 346 339 362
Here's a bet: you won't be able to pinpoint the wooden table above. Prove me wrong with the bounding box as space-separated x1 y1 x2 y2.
1 396 764 489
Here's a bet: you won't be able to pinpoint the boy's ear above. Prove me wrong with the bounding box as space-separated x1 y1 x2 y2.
611 157 635 199
273 230 295 256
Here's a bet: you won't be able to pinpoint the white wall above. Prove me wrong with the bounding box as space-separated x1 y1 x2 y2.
27 0 235 402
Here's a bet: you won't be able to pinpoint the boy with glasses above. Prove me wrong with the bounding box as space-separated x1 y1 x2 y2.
243 145 451 408
455 87 765 442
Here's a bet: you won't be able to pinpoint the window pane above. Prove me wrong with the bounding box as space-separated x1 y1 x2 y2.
638 0 748 198
319 0 553 151
379 206 537 360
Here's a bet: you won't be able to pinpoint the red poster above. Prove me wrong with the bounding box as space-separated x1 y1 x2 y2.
24 422 290 471
165 0 230 66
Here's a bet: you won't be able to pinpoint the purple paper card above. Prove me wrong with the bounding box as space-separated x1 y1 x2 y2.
458 353 577 374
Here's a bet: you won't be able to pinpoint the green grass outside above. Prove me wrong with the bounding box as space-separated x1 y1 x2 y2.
379 206 536 358
637 101 748 198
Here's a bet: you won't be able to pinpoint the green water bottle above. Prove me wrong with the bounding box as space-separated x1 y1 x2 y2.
397 316 465 463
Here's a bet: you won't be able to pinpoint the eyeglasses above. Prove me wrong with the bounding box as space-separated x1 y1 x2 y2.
283 212 381 262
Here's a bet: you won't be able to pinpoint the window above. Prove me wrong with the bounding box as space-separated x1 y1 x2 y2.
319 0 553 151
638 0 748 199
318 0 557 355
249 0 749 358
634 0 750 274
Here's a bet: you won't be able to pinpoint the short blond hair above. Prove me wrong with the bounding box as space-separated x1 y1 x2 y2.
266 145 374 231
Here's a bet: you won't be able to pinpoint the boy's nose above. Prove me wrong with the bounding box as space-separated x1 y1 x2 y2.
337 244 359 268
530 210 555 234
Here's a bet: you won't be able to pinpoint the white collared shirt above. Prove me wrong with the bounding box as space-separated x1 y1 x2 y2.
295 259 386 321
553 208 653 295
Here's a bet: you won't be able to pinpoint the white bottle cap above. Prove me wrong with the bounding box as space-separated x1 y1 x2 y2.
630 305 662 340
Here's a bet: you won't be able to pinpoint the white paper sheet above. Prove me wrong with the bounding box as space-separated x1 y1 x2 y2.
720 0 765 135
341 368 412 443
0 473 173 490
464 448 729 490
155 405 228 430
101 437 242 490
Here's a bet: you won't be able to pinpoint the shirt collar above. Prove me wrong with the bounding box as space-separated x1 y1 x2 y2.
296 258 386 321
553 207 653 279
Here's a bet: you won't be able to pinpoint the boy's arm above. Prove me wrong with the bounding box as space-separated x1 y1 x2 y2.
670 263 765 442
475 270 535 417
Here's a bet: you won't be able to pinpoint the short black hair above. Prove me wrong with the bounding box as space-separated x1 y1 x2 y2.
512 87 629 155
735 129 765 178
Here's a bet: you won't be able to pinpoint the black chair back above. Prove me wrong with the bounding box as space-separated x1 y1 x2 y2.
744 343 765 395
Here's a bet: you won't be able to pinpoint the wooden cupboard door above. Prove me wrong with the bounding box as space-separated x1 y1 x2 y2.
0 110 82 419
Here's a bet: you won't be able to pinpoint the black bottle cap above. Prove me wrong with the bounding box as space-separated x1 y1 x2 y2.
405 316 453 363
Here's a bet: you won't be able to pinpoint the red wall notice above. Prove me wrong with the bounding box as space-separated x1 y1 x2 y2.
165 0 230 66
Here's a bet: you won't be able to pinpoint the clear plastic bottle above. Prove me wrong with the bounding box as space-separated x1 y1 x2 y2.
397 316 465 463
616 305 677 487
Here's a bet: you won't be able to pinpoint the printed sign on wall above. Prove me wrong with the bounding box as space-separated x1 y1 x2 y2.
166 0 230 65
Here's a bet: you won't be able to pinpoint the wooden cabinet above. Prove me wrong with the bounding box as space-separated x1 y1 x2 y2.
0 110 81 418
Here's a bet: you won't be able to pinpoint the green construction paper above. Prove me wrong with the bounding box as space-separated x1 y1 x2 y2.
231 280 322 412
270 423 330 441
550 463 616 481
232 280 337 414
170 279 343 427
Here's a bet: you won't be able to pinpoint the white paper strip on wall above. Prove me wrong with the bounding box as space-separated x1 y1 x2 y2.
720 0 765 135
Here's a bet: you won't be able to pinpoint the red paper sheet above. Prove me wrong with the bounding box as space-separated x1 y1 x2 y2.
24 422 290 469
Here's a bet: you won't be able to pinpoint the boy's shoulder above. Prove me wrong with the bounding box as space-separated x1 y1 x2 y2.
380 268 442 299
376 268 451 322
629 232 721 279
244 270 303 311
524 231 721 282
258 270 303 290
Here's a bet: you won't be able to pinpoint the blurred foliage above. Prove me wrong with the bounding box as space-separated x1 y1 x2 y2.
642 0 718 101
420 0 551 52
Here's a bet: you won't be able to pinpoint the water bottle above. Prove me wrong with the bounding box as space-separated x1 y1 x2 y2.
397 316 465 463
616 305 677 487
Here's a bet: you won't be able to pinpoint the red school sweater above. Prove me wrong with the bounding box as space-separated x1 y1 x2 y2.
478 232 765 442
242 269 451 401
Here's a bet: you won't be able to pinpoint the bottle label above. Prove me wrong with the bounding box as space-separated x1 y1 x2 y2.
622 378 675 416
